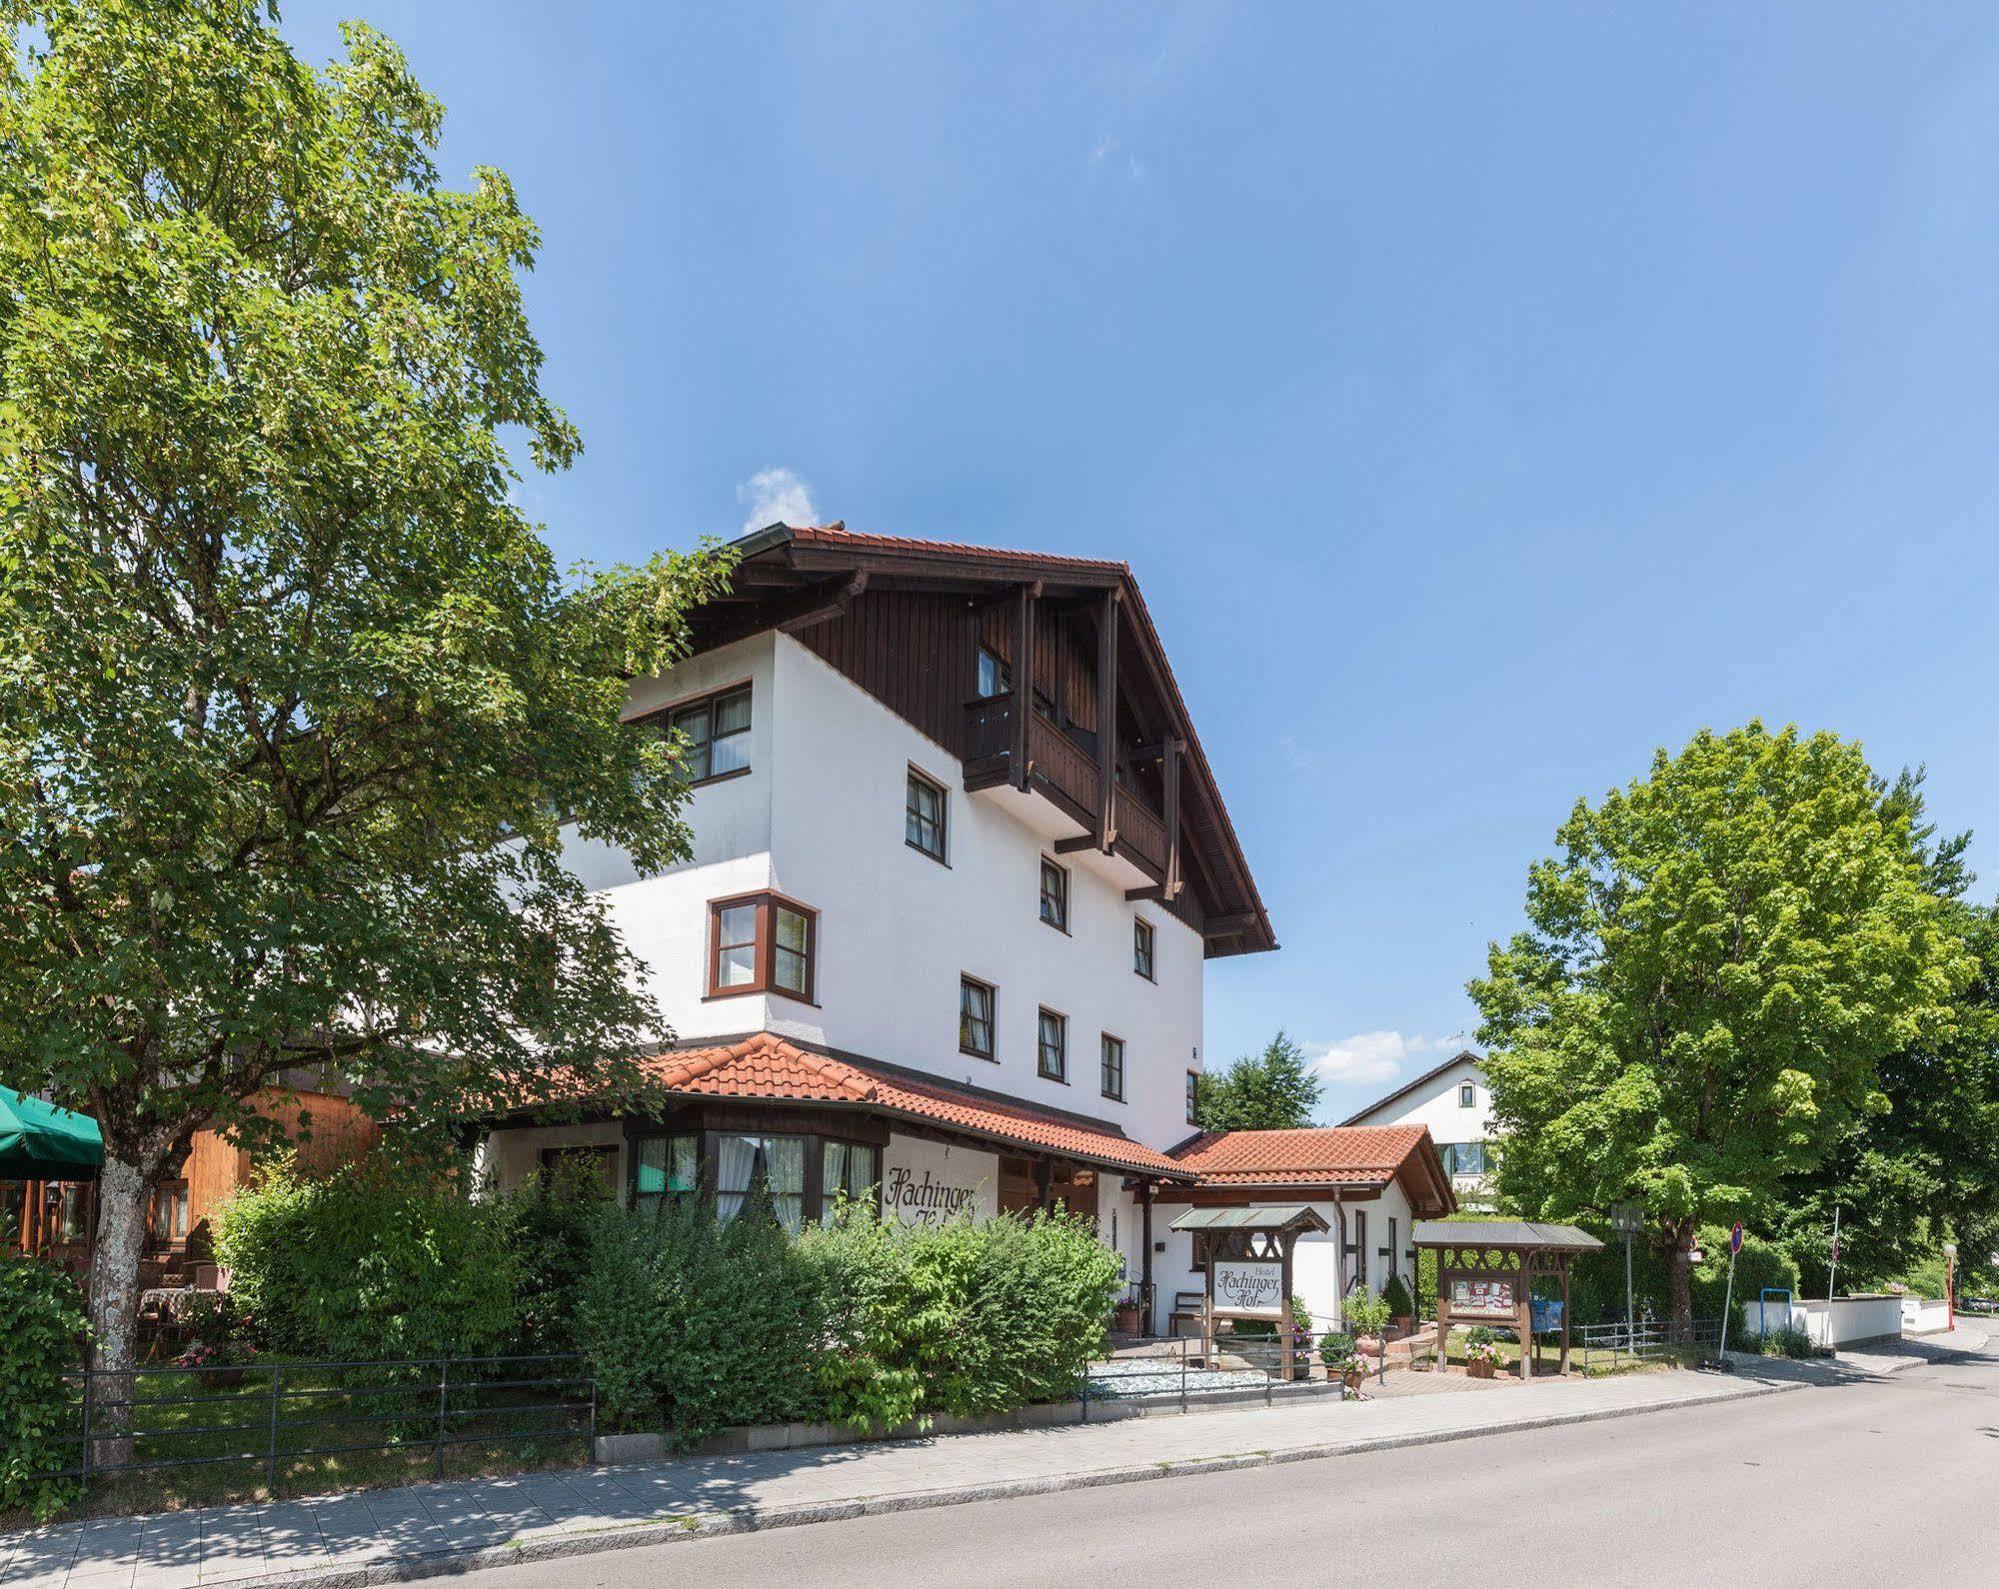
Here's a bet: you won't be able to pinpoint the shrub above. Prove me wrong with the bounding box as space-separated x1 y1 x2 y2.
1757 1326 1819 1360
804 1205 1122 1426
0 1253 87 1522
1316 1330 1355 1367
572 1192 827 1444
1345 1292 1392 1339
574 1201 1125 1446
503 1162 612 1356
215 1157 520 1361
1381 1272 1414 1319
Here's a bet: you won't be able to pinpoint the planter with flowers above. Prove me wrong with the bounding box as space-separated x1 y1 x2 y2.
175 1338 258 1389
1464 1326 1501 1379
1318 1330 1366 1393
1344 1292 1393 1360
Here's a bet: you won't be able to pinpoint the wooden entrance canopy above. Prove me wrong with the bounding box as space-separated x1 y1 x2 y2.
1413 1221 1603 1380
1171 1205 1329 1377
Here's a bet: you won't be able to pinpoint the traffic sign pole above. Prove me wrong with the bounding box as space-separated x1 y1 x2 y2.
1824 1205 1842 1351
1716 1222 1744 1367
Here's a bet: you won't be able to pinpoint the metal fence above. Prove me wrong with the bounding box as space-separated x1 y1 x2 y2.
1575 1316 1722 1373
48 1353 595 1500
1081 1330 1359 1416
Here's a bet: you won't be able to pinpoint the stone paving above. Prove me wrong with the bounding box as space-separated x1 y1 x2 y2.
3 1326 1984 1589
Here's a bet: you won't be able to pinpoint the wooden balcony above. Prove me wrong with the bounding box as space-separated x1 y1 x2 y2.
964 697 1171 888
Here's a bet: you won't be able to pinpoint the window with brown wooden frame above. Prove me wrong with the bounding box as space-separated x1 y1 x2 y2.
1185 1069 1199 1125
960 975 996 1060
1100 1033 1125 1101
1037 1007 1068 1082
147 1180 189 1251
706 891 817 1003
975 647 1011 700
905 767 947 862
1133 917 1155 981
645 683 752 786
1039 856 1068 933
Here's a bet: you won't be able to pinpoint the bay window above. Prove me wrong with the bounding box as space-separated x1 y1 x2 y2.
707 892 817 1003
822 1140 881 1211
716 1132 806 1233
633 1134 700 1217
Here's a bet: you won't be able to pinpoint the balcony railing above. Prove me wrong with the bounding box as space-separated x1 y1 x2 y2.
963 697 1169 881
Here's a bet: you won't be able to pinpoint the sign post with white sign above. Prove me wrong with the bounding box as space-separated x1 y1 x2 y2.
1170 1205 1331 1383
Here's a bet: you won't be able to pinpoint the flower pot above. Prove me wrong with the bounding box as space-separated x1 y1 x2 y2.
1355 1335 1383 1357
1467 1357 1496 1380
1341 1369 1367 1392
1113 1304 1142 1334
1392 1315 1414 1335
206 1366 247 1389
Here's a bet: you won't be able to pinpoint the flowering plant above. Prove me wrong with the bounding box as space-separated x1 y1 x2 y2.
1464 1337 1502 1365
175 1338 258 1371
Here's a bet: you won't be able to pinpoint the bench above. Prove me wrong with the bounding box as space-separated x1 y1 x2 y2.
1168 1291 1206 1338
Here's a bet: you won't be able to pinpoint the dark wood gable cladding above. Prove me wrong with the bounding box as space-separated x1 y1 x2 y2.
687 524 1275 958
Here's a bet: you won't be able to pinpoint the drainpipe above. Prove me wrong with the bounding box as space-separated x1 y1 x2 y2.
1332 1188 1346 1334
1141 1180 1155 1335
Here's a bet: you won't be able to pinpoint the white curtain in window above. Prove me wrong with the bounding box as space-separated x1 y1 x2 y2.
765 1135 805 1234
716 1132 759 1222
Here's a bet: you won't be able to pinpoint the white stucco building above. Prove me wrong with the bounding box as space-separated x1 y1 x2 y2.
1342 1050 1494 1209
470 522 1452 1334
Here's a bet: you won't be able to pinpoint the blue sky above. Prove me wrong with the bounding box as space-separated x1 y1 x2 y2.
281 2 1999 1121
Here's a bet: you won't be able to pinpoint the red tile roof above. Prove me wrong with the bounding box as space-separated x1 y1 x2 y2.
1168 1124 1434 1187
785 521 1128 576
633 1033 1189 1178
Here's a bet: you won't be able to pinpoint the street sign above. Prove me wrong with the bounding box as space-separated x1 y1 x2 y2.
1610 1203 1644 1234
1730 1222 1744 1256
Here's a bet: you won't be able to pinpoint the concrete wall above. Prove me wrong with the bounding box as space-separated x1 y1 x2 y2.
1738 1294 1907 1347
1903 1296 1951 1336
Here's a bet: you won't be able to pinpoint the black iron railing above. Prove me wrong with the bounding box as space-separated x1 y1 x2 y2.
46 1353 594 1497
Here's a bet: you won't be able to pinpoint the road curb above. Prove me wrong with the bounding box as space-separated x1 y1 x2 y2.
195 1376 1803 1589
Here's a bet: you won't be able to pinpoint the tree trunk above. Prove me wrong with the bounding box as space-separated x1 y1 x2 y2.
86 1156 152 1471
1665 1233 1695 1335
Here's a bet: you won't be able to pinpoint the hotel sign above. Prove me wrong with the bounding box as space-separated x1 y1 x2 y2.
1212 1259 1285 1318
1450 1278 1515 1318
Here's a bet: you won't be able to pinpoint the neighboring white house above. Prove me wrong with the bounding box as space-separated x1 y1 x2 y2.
467 521 1451 1335
1342 1050 1494 1208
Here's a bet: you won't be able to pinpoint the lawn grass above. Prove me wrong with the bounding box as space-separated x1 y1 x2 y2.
33 1357 595 1522
1413 1332 1704 1379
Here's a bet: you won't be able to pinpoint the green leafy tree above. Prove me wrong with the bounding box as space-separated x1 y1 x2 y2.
1195 1030 1323 1131
1773 776 1999 1291
0 0 732 1440
1469 724 1970 1326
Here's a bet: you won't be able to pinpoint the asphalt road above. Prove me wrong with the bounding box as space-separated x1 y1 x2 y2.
452 1351 1999 1587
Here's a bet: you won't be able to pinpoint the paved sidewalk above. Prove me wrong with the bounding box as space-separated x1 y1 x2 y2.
5 1325 1985 1589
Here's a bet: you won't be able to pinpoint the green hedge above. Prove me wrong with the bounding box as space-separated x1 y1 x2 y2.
0 1251 87 1521
574 1199 1122 1446
215 1158 521 1361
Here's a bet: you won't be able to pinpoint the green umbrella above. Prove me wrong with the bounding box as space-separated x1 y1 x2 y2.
0 1085 104 1179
